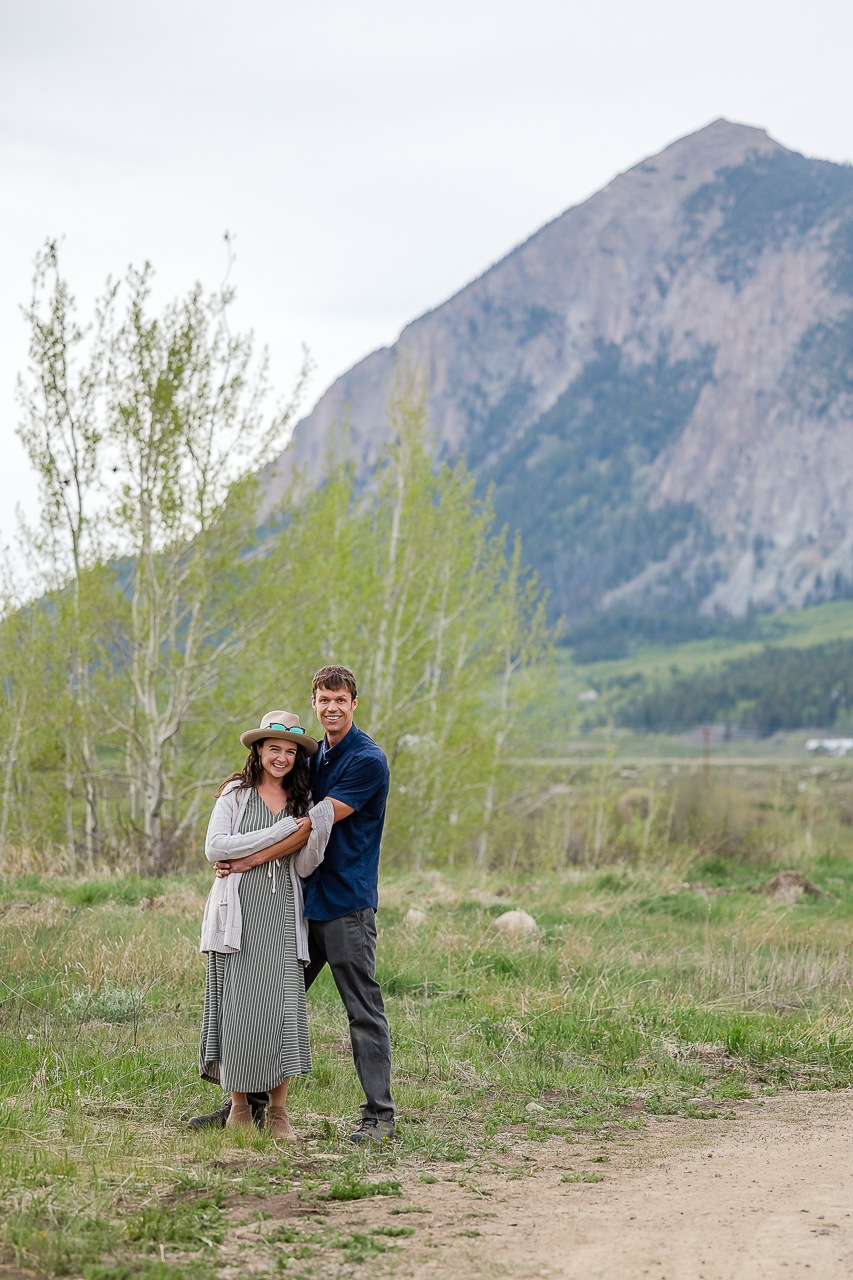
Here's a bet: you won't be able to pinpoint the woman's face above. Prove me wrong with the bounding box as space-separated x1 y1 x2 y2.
259 738 298 783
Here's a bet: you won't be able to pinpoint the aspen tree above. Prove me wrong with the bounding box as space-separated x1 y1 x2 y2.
97 264 308 870
17 242 110 868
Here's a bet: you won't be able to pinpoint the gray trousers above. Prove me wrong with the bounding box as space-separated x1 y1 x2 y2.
304 907 395 1121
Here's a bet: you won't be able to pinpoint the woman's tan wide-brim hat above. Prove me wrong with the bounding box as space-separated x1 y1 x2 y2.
240 710 319 755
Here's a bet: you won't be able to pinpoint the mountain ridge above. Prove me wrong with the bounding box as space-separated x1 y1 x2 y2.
263 119 853 623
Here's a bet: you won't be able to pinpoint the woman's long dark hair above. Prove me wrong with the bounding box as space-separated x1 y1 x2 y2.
215 740 311 817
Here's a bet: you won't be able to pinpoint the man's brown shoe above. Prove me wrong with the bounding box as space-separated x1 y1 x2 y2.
267 1105 298 1142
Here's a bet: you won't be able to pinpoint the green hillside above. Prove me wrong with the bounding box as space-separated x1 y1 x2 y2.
621 641 853 735
547 601 853 751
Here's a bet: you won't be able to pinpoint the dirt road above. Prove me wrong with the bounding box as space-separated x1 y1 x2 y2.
274 1091 853 1280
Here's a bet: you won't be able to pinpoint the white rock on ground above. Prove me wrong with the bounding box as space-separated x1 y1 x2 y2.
492 909 538 937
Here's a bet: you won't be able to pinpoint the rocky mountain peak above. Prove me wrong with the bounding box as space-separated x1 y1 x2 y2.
264 119 853 623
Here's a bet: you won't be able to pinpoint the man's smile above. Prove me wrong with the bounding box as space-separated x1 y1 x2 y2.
312 677 358 747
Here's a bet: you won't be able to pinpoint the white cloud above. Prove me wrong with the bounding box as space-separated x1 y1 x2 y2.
2 0 852 543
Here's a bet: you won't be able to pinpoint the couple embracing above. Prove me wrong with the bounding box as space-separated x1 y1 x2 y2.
190 664 394 1145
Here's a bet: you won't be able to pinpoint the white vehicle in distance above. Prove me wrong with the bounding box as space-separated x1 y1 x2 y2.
805 738 853 757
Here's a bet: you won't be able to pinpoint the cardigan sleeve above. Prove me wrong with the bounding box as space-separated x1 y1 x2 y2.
203 785 299 863
291 799 334 878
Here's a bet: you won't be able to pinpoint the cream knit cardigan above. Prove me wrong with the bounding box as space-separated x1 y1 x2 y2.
199 781 334 961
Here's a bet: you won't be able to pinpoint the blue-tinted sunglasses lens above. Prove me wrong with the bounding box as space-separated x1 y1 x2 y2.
268 723 305 733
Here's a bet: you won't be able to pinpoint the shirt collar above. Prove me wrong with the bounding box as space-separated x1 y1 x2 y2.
322 722 359 762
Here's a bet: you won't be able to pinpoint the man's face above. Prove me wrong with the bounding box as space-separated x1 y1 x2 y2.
312 685 357 740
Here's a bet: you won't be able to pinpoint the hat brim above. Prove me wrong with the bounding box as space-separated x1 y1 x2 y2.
239 727 319 755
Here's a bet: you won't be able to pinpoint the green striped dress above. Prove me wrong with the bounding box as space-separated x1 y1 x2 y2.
199 790 313 1090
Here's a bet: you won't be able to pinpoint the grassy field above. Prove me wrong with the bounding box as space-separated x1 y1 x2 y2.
3 770 853 1279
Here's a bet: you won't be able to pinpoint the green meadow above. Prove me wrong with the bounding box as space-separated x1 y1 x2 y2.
4 769 853 1278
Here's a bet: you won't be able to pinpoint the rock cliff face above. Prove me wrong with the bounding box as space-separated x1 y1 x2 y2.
264 120 853 622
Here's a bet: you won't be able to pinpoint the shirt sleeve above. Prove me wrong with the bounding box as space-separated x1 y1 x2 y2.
327 753 389 813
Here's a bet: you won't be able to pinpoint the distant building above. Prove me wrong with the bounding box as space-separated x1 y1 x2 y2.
805 738 853 757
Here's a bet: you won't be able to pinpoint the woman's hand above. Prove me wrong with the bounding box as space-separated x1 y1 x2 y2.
215 818 309 877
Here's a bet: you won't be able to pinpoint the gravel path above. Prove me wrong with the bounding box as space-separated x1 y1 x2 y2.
215 1091 853 1279
326 1092 853 1279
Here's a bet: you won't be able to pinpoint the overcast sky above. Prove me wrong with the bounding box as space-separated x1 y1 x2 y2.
2 0 853 546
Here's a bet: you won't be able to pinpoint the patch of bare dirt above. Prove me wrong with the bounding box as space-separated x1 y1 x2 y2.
377 1090 853 1279
211 1091 853 1278
760 870 836 901
211 1158 328 1175
225 1190 329 1221
685 870 837 903
0 1251 47 1280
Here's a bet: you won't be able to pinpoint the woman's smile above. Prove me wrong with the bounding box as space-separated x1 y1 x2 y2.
260 740 298 781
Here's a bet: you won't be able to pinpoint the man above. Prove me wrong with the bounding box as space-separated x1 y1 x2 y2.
188 664 394 1144
300 664 394 1142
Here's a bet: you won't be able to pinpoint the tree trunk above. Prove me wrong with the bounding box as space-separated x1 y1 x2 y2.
0 689 26 874
477 780 496 868
144 746 164 874
65 732 77 875
82 742 97 869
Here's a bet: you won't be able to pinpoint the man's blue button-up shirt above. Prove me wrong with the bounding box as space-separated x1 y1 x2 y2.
302 723 390 921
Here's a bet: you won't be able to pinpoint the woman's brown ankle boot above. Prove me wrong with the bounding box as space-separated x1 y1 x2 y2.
267 1105 297 1142
226 1101 253 1129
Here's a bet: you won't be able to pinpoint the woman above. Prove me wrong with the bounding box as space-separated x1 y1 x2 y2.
198 710 323 1141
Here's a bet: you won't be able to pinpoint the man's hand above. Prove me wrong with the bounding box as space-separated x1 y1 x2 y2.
216 853 263 876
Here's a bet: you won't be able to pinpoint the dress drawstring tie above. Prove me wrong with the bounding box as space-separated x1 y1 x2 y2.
268 859 277 894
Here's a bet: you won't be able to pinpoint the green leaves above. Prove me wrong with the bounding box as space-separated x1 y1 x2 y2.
237 356 553 870
11 256 551 872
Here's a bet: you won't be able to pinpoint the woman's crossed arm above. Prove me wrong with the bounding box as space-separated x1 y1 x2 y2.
214 799 354 877
215 818 310 877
